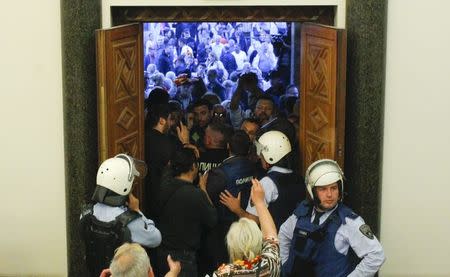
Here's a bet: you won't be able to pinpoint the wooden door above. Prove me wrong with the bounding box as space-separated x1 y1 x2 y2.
299 23 347 174
96 23 145 199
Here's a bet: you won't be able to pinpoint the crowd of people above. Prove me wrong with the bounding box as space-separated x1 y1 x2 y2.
80 26 386 275
143 22 293 110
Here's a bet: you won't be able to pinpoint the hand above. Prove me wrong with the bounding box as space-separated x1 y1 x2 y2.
220 190 242 214
250 178 266 206
128 193 140 212
99 268 111 277
176 121 190 145
166 254 181 276
183 143 200 158
199 171 209 192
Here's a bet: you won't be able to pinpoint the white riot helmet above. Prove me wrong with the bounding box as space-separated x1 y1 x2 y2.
254 130 292 164
305 159 344 203
96 154 147 196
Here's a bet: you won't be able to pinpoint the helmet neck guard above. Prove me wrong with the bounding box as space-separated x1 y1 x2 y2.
92 186 127 207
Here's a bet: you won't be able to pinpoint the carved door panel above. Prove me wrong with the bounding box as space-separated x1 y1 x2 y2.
96 23 145 199
299 23 346 174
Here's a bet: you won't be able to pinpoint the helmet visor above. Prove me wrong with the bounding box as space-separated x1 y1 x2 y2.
132 158 148 179
253 139 267 156
115 154 148 181
314 172 342 188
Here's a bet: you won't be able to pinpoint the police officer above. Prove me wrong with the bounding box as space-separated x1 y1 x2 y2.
220 130 304 230
202 130 256 272
279 159 385 277
80 154 162 277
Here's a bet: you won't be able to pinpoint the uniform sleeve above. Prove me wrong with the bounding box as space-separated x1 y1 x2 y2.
339 216 386 277
278 214 297 265
128 212 162 248
245 176 278 216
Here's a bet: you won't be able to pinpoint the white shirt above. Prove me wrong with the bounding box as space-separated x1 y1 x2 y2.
232 50 248 70
245 166 293 216
278 204 386 277
92 203 162 248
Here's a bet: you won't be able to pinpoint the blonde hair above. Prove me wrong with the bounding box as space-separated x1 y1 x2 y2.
226 218 263 262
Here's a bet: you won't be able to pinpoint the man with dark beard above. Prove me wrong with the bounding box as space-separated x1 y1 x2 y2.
144 101 190 221
230 94 276 129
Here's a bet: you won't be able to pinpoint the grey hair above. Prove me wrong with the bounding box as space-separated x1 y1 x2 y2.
110 243 151 277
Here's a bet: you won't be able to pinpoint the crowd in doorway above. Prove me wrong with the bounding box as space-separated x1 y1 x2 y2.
80 22 386 277
143 22 294 108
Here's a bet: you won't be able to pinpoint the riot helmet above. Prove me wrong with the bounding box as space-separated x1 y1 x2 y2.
305 159 344 207
92 154 147 206
254 130 291 164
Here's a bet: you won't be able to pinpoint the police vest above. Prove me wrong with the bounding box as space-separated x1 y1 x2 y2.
219 156 256 224
79 203 140 276
282 201 359 277
266 170 305 230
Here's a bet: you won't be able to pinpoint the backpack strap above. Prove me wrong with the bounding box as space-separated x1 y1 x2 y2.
115 209 140 227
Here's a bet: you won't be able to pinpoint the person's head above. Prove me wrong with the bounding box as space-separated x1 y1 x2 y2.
207 52 218 63
146 103 170 134
164 43 172 55
226 218 263 262
170 148 198 179
286 84 299 97
168 100 183 132
222 80 235 99
92 154 147 206
204 121 232 149
202 92 222 107
182 28 191 39
184 52 194 65
212 104 227 123
146 64 157 75
193 98 212 128
240 118 260 142
147 45 157 57
260 41 269 53
254 96 275 125
185 105 195 130
149 72 165 88
110 243 153 277
223 45 231 54
207 68 218 83
268 70 283 88
254 130 291 170
175 54 186 66
145 87 170 110
305 159 344 211
197 63 207 75
178 37 186 47
165 71 176 81
227 39 236 51
229 130 251 156
239 72 258 91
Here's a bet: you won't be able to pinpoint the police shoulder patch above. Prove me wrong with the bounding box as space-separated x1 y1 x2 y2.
359 224 374 239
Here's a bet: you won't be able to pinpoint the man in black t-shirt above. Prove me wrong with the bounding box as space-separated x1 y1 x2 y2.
197 121 233 175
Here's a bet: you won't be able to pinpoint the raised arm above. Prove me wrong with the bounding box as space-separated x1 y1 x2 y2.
250 178 277 238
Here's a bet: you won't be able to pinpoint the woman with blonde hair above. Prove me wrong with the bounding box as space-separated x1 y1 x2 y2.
213 179 281 276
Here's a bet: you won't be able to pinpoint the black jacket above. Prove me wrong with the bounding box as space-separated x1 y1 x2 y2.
158 177 217 251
